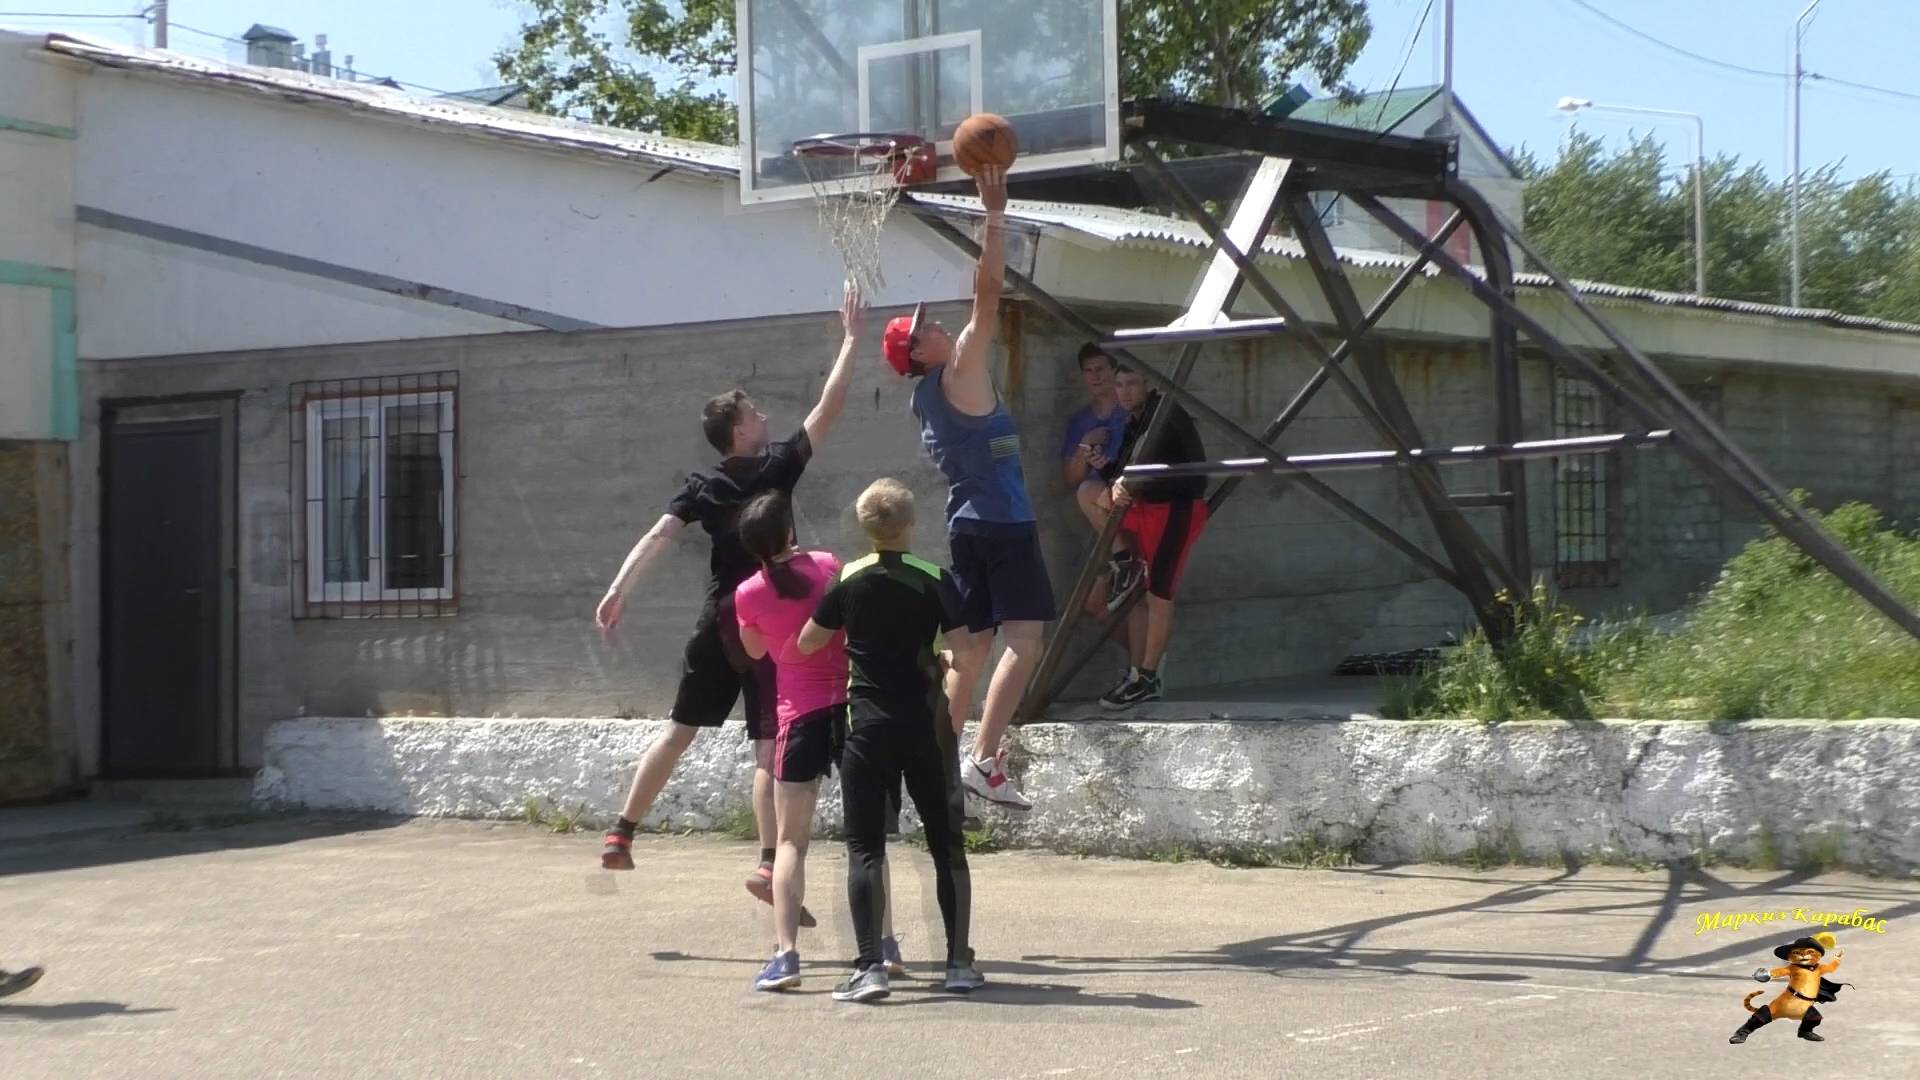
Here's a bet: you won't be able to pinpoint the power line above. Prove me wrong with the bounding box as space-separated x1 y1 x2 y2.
1562 0 1783 79
1562 0 1920 107
0 10 140 17
1808 72 1920 104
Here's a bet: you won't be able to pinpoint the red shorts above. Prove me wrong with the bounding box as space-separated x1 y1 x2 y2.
1121 499 1208 600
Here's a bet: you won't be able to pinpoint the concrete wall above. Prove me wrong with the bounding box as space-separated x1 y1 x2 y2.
253 714 1920 875
71 301 1920 775
62 61 979 360
0 32 77 441
0 440 72 801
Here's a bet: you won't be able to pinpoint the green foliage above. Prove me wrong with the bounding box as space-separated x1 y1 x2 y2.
522 794 592 834
1390 500 1920 722
1610 500 1920 720
496 0 738 142
1121 1 1371 110
502 1 1374 141
1514 129 1920 323
1382 581 1649 722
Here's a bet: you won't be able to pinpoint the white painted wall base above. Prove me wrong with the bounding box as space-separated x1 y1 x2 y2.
254 716 1920 874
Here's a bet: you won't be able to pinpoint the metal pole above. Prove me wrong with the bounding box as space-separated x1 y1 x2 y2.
152 0 168 48
1121 431 1676 481
1792 0 1824 308
1441 0 1455 134
1692 114 1707 297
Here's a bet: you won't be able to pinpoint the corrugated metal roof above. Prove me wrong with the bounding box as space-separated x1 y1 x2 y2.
42 33 739 178
35 33 1920 341
1280 86 1441 133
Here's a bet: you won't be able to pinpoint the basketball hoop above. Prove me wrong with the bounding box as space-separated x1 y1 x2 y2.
792 133 935 297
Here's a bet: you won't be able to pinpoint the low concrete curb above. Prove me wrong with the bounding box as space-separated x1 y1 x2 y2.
253 714 1920 874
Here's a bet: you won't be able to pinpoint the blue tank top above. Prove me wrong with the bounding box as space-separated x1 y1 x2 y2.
911 366 1036 531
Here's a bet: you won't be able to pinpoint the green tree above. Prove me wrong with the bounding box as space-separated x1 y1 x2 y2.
499 1 1374 142
1120 0 1371 110
1515 128 1920 323
497 0 737 143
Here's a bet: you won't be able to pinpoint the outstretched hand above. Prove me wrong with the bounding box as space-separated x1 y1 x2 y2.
595 591 624 643
976 165 1008 215
840 278 865 337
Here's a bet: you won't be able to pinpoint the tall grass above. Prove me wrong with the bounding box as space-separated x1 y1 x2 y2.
1384 501 1920 721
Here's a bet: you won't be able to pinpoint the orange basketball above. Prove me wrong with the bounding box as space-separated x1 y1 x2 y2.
953 113 1017 176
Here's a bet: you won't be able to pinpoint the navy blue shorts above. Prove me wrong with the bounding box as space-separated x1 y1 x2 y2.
948 525 1056 633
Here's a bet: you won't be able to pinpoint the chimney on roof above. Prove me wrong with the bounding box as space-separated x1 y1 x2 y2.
242 24 298 69
310 33 332 78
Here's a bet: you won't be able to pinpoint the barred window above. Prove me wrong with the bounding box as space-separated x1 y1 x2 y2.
1552 366 1619 587
292 373 457 618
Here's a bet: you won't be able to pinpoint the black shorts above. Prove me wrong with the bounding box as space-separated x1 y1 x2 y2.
949 524 1056 633
773 704 845 783
669 595 776 740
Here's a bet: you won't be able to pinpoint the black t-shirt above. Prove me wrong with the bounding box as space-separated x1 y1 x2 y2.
809 551 966 727
1104 393 1208 502
667 428 812 602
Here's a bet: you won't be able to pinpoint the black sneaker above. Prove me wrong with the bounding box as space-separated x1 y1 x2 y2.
0 967 44 1000
1099 671 1162 711
1106 556 1144 612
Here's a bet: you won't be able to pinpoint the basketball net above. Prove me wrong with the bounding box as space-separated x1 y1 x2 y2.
793 135 933 297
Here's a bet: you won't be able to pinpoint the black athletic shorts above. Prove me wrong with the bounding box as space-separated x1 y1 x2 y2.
773 703 845 783
669 594 776 740
949 523 1057 633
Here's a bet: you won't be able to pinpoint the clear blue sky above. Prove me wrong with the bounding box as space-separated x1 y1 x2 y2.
5 1 1916 182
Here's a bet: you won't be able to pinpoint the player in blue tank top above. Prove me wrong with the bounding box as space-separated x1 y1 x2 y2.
879 166 1052 813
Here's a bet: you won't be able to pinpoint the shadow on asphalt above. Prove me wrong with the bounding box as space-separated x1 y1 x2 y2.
0 812 411 879
0 1001 175 1022
1018 864 1920 986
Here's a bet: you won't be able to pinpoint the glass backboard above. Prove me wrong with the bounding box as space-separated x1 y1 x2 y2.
737 0 1120 203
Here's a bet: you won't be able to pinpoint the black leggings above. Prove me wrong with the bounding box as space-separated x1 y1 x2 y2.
840 716 972 969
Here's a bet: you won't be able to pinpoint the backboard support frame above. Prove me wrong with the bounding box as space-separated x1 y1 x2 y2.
891 96 1920 718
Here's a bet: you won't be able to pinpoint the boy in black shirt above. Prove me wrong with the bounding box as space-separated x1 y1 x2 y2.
594 285 863 911
796 478 984 1002
1094 363 1210 709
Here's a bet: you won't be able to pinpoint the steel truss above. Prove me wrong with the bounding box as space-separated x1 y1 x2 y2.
899 98 1920 722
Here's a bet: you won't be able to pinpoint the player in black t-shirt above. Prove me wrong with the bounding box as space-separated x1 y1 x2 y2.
594 284 865 901
1090 363 1211 709
796 478 984 1002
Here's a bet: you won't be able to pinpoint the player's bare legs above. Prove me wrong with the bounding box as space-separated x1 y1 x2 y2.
956 621 1040 810
770 778 818 957
614 724 697 825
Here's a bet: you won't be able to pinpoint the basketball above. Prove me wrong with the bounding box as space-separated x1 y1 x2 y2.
953 113 1017 176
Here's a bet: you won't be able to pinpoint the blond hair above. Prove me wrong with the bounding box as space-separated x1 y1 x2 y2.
855 478 915 547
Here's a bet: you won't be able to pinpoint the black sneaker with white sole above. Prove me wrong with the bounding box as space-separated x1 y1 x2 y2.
1106 555 1144 611
1099 671 1162 711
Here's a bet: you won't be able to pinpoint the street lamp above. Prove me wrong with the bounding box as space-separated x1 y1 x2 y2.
1791 0 1825 308
1556 97 1709 297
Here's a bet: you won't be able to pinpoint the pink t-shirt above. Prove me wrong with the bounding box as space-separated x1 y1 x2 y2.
734 550 849 727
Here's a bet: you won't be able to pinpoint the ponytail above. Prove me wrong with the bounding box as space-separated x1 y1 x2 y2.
737 491 810 600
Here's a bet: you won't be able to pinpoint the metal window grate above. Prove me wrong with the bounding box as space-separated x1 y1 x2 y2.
1552 366 1619 587
290 372 459 619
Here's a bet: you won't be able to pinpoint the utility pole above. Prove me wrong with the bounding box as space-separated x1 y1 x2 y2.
1791 0 1825 308
150 1 168 49
1440 0 1455 135
1557 98 1709 296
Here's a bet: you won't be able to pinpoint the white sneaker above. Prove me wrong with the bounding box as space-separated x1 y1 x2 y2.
961 750 1032 811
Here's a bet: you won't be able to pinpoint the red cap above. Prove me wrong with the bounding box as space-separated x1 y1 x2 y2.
881 302 925 376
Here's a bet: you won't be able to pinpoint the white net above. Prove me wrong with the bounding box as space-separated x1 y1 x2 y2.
794 137 924 297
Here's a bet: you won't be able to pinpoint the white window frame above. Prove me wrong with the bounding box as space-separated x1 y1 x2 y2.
303 390 456 605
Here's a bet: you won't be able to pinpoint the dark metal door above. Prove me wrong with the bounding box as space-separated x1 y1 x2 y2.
103 418 222 776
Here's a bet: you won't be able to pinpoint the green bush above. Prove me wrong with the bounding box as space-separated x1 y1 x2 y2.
1386 500 1920 721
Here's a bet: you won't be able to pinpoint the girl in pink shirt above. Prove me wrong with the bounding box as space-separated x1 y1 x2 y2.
734 492 901 990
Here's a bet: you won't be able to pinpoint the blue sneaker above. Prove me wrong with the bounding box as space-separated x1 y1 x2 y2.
882 935 907 976
753 950 801 992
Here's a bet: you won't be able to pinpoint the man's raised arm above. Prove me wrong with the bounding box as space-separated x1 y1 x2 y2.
804 280 865 447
